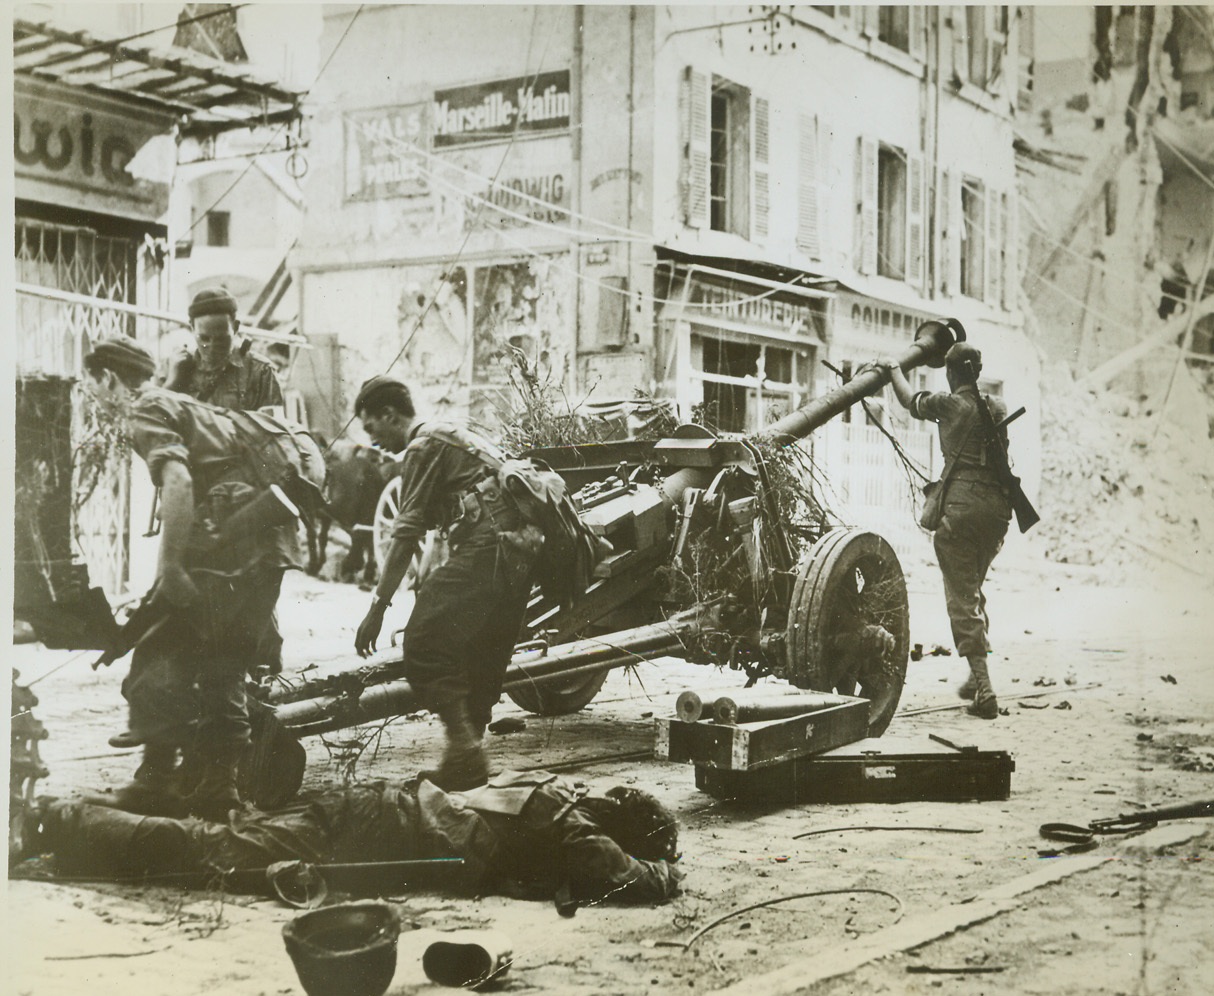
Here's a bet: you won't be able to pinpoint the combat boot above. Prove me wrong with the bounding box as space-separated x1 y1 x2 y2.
83 743 188 817
186 743 245 821
423 701 489 792
34 799 201 878
965 656 999 720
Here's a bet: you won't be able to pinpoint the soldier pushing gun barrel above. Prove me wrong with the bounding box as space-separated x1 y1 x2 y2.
883 319 1038 720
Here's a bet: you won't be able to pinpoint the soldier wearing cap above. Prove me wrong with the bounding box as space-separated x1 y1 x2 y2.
884 324 1012 719
352 376 540 791
167 287 289 676
81 336 316 818
166 287 283 413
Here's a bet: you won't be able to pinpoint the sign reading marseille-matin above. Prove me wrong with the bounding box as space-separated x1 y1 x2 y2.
433 70 571 148
344 103 429 201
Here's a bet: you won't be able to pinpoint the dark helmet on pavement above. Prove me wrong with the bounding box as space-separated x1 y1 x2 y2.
604 786 679 862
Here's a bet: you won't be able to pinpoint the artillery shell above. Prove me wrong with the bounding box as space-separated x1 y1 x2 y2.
676 691 705 723
713 693 842 725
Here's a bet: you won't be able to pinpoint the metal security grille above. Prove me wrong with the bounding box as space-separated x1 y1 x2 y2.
15 220 138 371
15 218 138 597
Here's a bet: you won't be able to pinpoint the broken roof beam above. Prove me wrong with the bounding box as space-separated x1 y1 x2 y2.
13 19 301 108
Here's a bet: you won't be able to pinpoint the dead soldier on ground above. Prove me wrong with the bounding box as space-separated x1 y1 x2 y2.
18 771 684 913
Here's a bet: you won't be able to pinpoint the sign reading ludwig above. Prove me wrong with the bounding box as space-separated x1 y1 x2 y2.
433 70 570 148
344 103 429 201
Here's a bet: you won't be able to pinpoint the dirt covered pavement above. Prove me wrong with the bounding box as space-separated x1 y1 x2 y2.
7 544 1214 996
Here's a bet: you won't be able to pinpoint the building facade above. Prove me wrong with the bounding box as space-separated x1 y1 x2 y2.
292 4 1039 549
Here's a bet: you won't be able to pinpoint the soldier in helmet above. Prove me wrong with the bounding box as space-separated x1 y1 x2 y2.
883 326 1012 719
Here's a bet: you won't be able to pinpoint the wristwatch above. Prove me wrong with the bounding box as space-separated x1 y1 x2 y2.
370 593 392 610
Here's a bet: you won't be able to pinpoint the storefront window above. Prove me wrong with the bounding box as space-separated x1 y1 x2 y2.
691 328 810 433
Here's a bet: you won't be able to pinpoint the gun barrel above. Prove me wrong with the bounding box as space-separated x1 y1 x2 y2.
761 320 959 445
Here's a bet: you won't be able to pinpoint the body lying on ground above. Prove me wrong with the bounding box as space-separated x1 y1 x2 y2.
18 770 683 910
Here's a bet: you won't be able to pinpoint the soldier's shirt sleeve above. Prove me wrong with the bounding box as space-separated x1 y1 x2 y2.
910 390 963 423
129 393 191 487
390 433 447 542
252 358 285 410
558 811 682 904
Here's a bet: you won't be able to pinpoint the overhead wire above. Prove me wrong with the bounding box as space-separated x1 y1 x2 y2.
185 4 366 235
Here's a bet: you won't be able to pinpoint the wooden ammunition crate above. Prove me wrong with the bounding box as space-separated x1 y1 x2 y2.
694 734 1015 802
654 696 869 771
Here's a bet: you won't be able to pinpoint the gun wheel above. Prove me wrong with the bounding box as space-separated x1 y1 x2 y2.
506 670 609 716
373 473 403 568
785 527 909 736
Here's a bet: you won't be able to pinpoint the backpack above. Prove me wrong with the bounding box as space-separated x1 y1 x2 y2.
220 407 327 518
424 424 609 608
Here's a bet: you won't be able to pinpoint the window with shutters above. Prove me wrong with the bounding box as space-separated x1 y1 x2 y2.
876 144 907 280
960 176 986 299
708 78 752 236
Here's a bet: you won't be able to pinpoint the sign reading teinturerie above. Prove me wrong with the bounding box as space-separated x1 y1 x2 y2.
433 70 571 147
344 103 429 201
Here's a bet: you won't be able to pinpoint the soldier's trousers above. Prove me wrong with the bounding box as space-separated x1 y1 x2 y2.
933 477 1011 660
403 537 532 731
122 566 284 751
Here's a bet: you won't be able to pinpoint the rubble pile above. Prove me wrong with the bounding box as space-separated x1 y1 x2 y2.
1036 366 1214 578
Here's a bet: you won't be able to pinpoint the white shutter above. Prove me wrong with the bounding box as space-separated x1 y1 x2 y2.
940 168 962 296
751 95 770 242
683 67 710 229
985 184 1001 304
934 166 949 297
906 152 926 288
987 9 1006 93
1002 190 1017 311
951 6 968 82
857 135 878 275
909 5 927 62
796 112 821 258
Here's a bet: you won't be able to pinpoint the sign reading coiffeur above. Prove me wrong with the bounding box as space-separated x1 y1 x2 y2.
433 70 571 148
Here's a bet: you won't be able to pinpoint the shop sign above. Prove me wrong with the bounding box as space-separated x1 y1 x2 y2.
433 70 571 148
344 103 429 201
837 291 930 341
439 136 571 229
14 77 174 223
687 277 819 333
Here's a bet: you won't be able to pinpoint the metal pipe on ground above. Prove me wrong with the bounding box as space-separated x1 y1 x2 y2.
274 617 697 737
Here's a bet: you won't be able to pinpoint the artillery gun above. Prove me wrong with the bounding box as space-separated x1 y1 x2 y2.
240 320 963 807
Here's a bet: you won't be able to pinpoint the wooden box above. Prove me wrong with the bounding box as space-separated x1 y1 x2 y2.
693 733 1015 802
654 696 869 771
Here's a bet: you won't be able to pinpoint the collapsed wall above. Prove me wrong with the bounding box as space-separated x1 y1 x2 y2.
1020 6 1214 578
1035 361 1214 577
